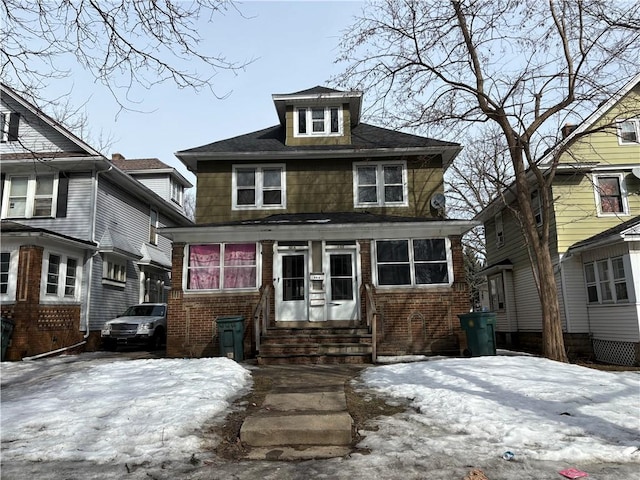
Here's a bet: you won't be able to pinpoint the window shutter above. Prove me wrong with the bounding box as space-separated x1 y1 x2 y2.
56 173 69 218
8 113 20 141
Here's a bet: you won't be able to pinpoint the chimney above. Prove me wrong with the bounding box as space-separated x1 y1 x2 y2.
111 153 125 161
561 124 577 139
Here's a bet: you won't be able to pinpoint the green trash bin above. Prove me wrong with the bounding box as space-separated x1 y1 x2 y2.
458 312 497 357
1 317 15 361
216 316 244 361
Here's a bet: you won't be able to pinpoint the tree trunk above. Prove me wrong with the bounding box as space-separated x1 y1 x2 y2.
532 241 569 363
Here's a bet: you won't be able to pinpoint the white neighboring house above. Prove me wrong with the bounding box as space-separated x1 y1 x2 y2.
0 83 192 360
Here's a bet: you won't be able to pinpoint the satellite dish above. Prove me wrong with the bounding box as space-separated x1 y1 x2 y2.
632 167 640 179
430 192 446 209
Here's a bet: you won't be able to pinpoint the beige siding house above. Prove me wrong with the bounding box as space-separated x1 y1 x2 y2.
477 74 640 365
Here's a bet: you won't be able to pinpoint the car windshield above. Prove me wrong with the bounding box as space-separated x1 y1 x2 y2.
122 305 165 317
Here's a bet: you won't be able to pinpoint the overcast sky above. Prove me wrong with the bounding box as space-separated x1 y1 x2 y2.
43 1 365 186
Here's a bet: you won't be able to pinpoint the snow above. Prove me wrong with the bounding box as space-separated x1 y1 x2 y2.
1 352 639 479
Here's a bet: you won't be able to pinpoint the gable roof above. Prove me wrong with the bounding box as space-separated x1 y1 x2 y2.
0 83 102 157
567 215 640 254
176 123 461 172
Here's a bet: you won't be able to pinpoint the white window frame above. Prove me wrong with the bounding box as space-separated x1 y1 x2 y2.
617 118 639 145
494 212 504 248
184 242 260 292
353 160 408 208
488 273 505 311
583 256 630 304
102 254 127 287
0 249 19 302
372 238 453 288
41 250 82 303
232 164 286 210
170 178 183 205
593 173 629 216
1 174 58 219
531 190 543 226
149 208 158 245
294 106 343 137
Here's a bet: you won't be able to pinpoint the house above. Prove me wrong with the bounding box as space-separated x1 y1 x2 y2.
161 86 478 363
0 83 193 360
475 74 640 365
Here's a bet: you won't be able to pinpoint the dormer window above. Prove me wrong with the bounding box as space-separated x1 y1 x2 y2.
295 107 342 136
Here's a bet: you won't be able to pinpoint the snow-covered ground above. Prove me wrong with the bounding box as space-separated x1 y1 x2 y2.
1 351 639 480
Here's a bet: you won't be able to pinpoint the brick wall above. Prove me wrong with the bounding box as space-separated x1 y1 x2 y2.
2 245 83 360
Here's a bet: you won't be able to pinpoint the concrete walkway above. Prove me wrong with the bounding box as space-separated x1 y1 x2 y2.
240 364 366 460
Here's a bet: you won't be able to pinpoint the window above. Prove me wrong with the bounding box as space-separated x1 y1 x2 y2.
43 252 80 301
149 208 158 245
232 165 285 209
1 252 10 294
170 178 183 205
584 256 629 304
494 212 504 247
1 112 20 142
3 174 57 219
294 107 342 136
594 174 627 215
375 238 451 287
186 243 258 291
617 118 639 144
103 255 127 285
531 190 543 226
354 161 407 207
489 274 505 311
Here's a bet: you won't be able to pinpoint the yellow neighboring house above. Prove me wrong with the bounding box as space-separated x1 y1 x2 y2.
476 74 640 366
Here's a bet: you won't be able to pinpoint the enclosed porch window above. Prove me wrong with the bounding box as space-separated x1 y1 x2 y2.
186 243 258 291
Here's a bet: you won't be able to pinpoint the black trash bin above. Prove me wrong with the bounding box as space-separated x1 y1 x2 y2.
458 312 497 357
216 316 244 361
1 317 15 361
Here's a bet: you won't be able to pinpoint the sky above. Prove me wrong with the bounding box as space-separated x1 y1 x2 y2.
40 1 366 187
2 352 639 479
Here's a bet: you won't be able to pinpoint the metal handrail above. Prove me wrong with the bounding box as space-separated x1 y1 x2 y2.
364 284 377 363
253 284 271 353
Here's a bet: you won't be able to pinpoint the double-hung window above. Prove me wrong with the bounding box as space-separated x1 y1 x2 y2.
584 256 629 304
295 106 342 136
43 252 80 301
149 208 158 245
531 190 543 226
375 238 451 287
494 212 504 247
232 164 285 209
170 179 183 205
594 174 628 215
617 118 639 144
3 174 57 219
488 274 505 311
103 255 127 285
354 161 407 207
186 243 258 291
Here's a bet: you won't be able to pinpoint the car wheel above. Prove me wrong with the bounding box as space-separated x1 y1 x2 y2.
148 329 164 350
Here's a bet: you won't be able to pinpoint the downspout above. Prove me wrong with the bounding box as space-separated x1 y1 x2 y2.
84 164 113 338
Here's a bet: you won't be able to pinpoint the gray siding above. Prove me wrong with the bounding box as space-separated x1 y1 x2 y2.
0 96 85 155
129 174 170 202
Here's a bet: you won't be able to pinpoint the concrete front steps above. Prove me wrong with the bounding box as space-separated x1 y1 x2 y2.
257 323 372 365
239 366 358 460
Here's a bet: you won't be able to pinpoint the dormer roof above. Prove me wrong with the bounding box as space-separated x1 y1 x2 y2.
272 85 363 127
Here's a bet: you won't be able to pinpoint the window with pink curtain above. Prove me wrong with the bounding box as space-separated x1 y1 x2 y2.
224 243 257 288
187 243 257 290
188 244 220 289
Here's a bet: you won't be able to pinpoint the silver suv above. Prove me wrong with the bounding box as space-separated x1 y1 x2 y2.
101 303 167 350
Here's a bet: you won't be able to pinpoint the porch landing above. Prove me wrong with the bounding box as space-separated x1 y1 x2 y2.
257 322 373 365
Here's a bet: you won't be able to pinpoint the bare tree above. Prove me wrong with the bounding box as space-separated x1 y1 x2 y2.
183 189 196 222
334 0 640 362
1 0 249 110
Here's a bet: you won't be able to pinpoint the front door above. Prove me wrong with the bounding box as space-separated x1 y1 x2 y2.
326 250 358 321
275 251 308 321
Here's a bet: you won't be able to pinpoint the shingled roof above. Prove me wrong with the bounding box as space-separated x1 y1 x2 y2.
177 123 458 155
568 215 640 253
111 157 173 171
